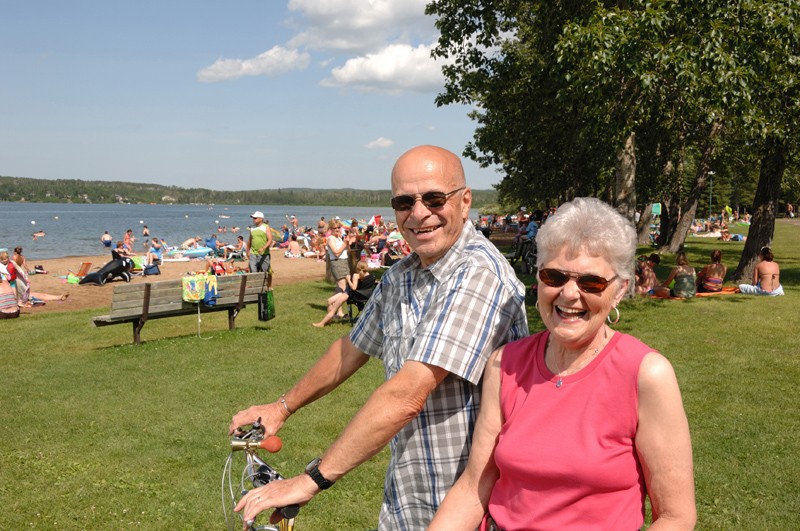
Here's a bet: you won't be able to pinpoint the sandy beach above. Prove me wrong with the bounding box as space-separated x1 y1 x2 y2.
19 249 327 316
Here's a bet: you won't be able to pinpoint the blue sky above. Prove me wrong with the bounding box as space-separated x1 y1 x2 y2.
1 1 501 191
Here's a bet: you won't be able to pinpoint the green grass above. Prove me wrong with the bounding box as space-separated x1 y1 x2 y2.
1 221 798 529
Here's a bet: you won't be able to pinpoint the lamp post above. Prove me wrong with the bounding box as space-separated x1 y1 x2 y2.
708 171 715 218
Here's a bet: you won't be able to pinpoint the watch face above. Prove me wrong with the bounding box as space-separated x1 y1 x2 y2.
305 457 321 473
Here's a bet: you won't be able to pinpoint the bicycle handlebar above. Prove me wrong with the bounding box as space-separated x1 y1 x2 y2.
230 435 283 453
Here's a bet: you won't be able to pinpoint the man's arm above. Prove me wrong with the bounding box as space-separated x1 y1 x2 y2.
228 336 370 436
265 226 274 250
234 359 449 526
319 359 448 479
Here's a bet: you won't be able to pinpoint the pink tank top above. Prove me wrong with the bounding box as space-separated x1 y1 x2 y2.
488 331 651 530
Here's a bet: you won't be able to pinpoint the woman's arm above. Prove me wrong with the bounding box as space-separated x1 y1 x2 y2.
345 273 360 291
635 352 696 529
695 265 708 286
660 267 678 287
752 262 760 285
428 347 505 530
328 236 346 258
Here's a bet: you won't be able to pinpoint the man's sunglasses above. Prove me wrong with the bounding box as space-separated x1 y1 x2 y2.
390 187 466 212
538 268 618 294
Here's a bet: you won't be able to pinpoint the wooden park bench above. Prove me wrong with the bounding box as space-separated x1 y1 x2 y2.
92 271 269 344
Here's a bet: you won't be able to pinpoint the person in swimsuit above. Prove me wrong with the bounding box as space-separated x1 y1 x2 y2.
739 247 783 296
696 249 727 292
654 251 696 299
635 253 661 295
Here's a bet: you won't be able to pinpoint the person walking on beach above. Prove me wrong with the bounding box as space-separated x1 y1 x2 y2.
230 145 528 529
123 229 135 253
247 211 273 275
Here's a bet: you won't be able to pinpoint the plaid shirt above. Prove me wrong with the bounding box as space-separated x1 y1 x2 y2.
350 222 529 530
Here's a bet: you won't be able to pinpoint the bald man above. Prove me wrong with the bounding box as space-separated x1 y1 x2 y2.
231 146 528 529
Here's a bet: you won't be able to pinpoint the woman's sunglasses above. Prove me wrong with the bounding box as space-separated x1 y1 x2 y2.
538 268 618 294
391 187 465 212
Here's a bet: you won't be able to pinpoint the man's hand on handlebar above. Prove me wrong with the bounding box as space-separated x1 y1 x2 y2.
229 401 289 437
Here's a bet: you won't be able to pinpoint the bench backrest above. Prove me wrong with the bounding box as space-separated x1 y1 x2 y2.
107 272 268 320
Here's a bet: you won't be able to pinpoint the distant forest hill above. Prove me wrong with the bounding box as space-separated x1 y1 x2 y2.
0 176 498 208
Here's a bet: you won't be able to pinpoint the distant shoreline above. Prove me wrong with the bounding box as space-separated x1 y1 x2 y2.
0 176 498 208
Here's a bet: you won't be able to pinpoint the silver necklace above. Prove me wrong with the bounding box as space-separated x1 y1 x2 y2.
553 347 600 389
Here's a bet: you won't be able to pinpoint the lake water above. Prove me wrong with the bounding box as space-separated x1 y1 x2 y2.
0 202 480 260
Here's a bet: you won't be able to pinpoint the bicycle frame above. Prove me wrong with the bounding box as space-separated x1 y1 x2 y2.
222 419 298 531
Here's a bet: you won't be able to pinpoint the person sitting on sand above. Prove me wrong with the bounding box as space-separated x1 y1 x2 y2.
312 261 376 327
635 253 661 295
0 251 67 307
12 247 30 275
0 276 20 319
223 235 246 260
738 247 783 296
653 251 696 299
276 225 291 248
284 234 302 258
112 241 133 259
100 231 113 248
696 249 727 293
145 238 163 266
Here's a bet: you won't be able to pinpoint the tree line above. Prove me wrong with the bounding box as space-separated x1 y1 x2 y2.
0 176 498 209
427 0 800 282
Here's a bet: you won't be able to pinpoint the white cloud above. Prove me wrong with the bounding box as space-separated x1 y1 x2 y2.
321 43 444 93
287 0 434 52
197 46 310 82
364 137 394 149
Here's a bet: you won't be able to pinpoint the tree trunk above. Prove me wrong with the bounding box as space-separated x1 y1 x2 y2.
664 122 723 253
637 203 654 245
732 138 786 282
657 192 680 247
614 132 637 222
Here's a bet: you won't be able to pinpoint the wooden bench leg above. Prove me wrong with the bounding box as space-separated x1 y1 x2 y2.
133 319 146 345
228 307 236 330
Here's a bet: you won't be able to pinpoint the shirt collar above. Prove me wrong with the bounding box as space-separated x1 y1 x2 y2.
417 221 473 282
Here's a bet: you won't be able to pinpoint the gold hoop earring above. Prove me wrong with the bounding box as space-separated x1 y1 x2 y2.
607 306 620 325
534 300 539 311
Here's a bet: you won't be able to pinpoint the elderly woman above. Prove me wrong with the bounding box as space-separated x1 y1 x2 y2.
738 246 783 296
429 197 695 530
696 249 727 292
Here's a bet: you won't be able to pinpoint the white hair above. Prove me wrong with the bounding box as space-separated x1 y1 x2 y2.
535 197 637 282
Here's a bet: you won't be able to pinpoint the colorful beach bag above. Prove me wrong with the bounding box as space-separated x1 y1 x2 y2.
182 272 206 303
258 289 275 321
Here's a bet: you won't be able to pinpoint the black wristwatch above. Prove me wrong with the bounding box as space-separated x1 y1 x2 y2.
305 457 335 490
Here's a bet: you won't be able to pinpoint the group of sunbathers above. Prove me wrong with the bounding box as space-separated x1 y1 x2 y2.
0 246 68 318
635 247 783 298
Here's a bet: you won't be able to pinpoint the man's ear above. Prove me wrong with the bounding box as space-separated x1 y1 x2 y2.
461 188 472 220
